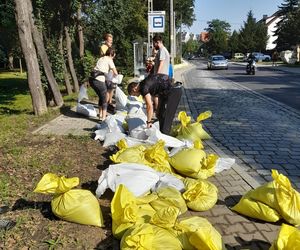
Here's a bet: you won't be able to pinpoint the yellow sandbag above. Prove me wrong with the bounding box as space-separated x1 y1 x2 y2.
270 224 300 250
247 181 280 212
232 190 280 222
175 111 212 141
150 187 187 214
169 147 206 177
111 185 156 239
195 154 219 179
144 140 174 174
34 173 103 227
272 170 300 226
174 216 224 250
110 145 148 165
169 147 218 179
51 189 103 227
120 223 182 250
150 206 180 229
183 178 218 211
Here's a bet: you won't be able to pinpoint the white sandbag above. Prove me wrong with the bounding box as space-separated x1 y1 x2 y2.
95 163 160 197
115 87 127 111
94 127 109 141
76 103 97 118
130 125 148 140
215 158 235 173
78 84 88 102
153 173 185 193
127 105 146 117
145 127 186 148
103 131 126 147
127 115 147 132
105 115 125 133
106 72 123 84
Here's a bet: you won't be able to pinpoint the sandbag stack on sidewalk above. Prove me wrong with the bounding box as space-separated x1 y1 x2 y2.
91 87 237 249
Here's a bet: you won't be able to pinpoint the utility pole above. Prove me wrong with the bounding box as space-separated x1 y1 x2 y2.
148 0 153 57
170 0 174 65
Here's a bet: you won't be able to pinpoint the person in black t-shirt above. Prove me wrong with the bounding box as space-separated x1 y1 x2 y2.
127 74 182 135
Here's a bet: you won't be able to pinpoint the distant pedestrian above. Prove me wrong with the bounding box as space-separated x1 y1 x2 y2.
99 33 113 57
272 50 279 66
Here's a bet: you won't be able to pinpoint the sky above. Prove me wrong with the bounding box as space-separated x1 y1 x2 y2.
187 0 283 34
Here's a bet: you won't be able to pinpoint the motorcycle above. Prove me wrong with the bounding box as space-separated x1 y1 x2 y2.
246 59 256 75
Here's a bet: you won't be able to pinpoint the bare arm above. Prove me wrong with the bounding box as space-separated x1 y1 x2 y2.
144 93 153 127
157 59 165 74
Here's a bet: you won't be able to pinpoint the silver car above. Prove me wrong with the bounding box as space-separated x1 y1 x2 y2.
207 55 228 70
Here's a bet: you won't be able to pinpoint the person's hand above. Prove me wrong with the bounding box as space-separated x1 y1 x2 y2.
147 121 152 128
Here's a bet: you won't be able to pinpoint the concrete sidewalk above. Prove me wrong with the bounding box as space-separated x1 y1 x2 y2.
32 63 281 249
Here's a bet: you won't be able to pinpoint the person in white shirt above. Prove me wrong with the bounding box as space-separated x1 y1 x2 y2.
90 47 118 121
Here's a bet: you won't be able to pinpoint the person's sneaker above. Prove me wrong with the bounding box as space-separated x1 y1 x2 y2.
0 206 10 214
0 219 16 230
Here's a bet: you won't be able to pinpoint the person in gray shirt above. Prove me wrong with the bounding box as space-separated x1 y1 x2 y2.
153 35 170 76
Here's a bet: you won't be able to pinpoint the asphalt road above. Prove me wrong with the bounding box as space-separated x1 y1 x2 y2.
191 59 300 112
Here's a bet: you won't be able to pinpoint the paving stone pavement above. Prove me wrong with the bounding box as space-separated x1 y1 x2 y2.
182 62 300 190
32 63 284 249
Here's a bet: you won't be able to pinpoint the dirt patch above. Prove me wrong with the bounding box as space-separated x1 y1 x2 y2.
0 134 117 249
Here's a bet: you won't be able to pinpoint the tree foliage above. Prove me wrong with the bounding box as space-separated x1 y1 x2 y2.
275 0 300 50
205 19 231 54
239 11 268 53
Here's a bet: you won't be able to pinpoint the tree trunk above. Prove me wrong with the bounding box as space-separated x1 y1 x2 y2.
8 53 14 70
14 0 47 115
19 58 23 73
27 0 64 107
77 3 84 59
65 26 79 92
59 28 73 95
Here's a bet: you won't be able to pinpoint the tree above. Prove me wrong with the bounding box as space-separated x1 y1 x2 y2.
14 0 47 115
205 19 231 54
275 0 300 50
27 0 64 107
275 7 300 50
228 30 240 54
0 0 21 70
239 11 268 53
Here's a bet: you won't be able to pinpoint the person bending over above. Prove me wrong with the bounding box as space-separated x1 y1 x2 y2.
127 74 182 135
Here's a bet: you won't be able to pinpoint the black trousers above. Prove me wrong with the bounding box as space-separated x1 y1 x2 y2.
157 85 183 135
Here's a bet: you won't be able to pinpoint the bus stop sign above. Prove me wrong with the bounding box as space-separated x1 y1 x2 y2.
148 11 165 33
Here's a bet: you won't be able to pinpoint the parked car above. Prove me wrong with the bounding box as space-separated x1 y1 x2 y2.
252 52 271 62
207 55 228 70
233 53 245 60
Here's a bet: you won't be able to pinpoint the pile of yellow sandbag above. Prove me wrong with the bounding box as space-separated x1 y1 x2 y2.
232 170 300 225
112 184 225 250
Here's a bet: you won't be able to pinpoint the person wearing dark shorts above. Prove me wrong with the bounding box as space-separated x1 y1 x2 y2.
89 47 118 121
127 74 183 135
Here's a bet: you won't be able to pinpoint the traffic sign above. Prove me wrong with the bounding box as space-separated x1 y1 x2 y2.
148 11 165 33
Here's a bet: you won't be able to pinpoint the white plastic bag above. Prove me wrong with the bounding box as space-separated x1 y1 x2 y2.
215 158 235 173
103 132 126 147
115 87 127 111
76 103 97 118
95 163 184 197
96 163 160 197
78 84 88 102
145 127 186 148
